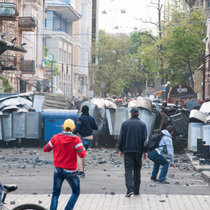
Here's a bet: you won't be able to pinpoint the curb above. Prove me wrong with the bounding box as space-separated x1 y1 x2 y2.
201 171 210 184
187 152 210 184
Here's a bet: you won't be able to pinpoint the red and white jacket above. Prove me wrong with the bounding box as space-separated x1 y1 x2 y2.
43 133 86 171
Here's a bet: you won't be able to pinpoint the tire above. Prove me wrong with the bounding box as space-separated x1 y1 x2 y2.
12 204 46 210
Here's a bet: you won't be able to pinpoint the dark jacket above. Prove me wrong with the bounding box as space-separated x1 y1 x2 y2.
73 113 98 137
118 117 147 154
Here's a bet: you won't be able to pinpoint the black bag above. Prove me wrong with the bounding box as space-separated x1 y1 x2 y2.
145 132 164 151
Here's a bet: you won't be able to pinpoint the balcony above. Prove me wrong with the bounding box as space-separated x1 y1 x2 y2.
24 0 41 5
19 17 37 31
20 60 35 74
0 1 18 21
44 28 74 44
0 54 16 70
46 0 80 22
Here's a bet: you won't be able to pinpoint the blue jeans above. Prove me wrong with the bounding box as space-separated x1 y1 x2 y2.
148 150 169 181
50 167 80 210
82 139 92 151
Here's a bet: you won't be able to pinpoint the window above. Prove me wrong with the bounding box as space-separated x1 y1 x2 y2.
45 11 54 29
68 53 71 65
59 49 63 63
207 0 210 8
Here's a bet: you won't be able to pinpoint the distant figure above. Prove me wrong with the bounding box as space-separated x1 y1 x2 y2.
148 125 175 184
43 119 86 210
0 181 3 203
73 105 98 178
118 107 147 197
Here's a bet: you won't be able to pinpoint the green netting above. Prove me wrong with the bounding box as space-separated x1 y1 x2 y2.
0 75 15 93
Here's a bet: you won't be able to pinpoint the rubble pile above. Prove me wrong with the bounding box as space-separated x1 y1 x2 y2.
0 149 53 170
0 92 209 164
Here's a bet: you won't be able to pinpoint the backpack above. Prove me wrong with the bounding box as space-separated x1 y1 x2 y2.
145 132 164 151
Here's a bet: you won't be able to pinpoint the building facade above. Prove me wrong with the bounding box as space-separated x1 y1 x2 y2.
72 0 92 99
44 0 99 99
19 0 45 92
0 0 99 97
44 0 80 97
0 0 45 93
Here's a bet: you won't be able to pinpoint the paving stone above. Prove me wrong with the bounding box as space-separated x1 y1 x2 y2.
159 199 166 202
10 201 15 205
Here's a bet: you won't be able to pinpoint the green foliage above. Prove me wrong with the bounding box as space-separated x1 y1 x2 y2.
44 46 48 57
92 2 206 96
92 30 161 96
44 47 60 76
92 31 130 95
161 3 206 87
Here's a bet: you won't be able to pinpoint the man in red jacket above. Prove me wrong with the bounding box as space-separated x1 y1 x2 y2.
43 119 86 210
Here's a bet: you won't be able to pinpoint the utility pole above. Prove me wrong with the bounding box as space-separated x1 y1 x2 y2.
51 61 53 93
203 54 210 100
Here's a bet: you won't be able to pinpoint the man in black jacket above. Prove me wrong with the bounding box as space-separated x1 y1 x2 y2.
73 105 98 178
118 107 147 197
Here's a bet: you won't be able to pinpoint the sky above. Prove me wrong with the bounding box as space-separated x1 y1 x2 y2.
98 0 159 34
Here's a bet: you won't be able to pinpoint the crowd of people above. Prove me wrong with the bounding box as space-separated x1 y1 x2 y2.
2 96 203 209
167 97 206 107
39 105 175 209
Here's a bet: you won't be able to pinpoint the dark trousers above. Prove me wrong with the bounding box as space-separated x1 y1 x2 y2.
124 152 142 194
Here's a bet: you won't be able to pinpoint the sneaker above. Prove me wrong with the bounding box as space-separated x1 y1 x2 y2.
158 180 170 184
125 192 134 197
151 177 158 181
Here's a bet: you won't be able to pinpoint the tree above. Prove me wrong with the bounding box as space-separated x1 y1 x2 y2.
92 30 159 96
161 4 206 88
44 47 60 76
93 31 132 95
125 31 159 93
135 0 164 83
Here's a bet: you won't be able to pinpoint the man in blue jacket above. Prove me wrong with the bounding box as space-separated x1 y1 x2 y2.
148 125 175 184
73 105 98 178
118 107 147 197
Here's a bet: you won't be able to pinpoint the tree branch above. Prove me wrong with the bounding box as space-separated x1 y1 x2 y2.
138 32 157 41
133 17 159 28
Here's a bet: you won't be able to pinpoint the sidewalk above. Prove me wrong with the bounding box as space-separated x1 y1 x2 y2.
187 152 210 184
5 194 210 210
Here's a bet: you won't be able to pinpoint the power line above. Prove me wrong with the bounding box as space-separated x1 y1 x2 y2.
1 18 206 38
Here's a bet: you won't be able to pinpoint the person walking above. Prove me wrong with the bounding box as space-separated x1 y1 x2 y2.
118 107 147 197
148 125 175 184
43 119 86 210
73 105 98 178
0 182 3 203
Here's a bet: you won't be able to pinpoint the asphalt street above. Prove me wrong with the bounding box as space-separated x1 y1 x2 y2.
0 147 210 196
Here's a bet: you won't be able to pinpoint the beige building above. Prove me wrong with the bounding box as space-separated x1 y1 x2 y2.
0 0 45 92
19 0 45 92
0 0 99 97
72 0 93 99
